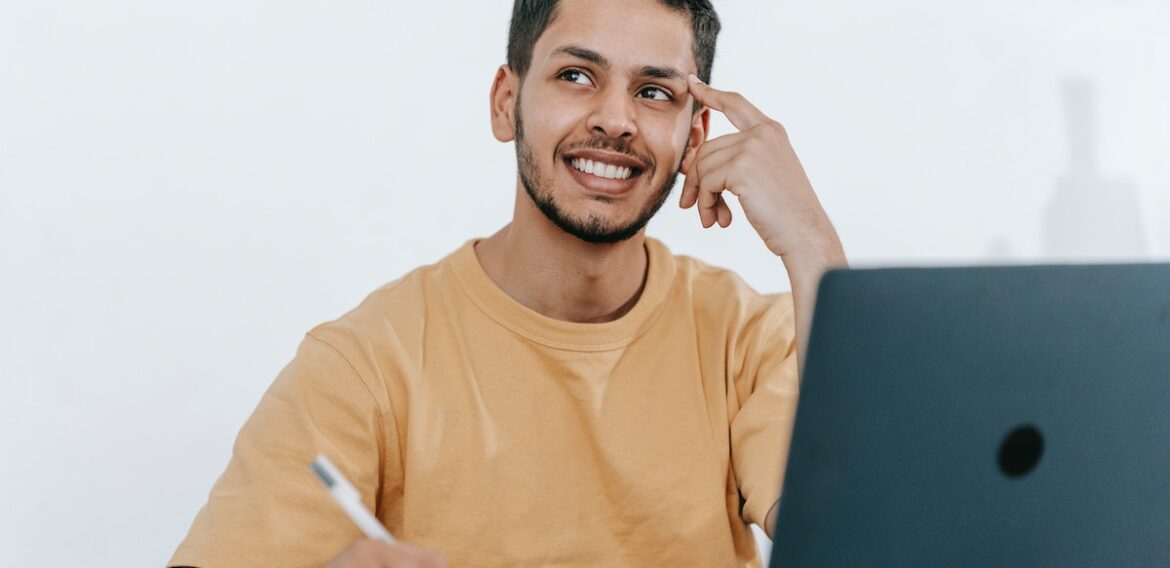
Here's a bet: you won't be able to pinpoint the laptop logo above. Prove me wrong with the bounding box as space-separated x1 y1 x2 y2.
998 424 1045 478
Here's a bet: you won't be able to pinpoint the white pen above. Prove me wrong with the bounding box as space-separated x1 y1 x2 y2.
310 454 397 544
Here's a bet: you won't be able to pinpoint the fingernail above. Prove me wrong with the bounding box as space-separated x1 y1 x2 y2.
688 74 701 84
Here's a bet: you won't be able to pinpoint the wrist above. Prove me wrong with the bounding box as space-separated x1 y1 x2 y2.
780 232 847 280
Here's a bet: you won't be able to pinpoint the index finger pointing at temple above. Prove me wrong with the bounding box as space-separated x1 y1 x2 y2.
687 74 771 132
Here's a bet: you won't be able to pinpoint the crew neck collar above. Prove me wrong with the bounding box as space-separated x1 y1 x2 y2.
449 237 676 352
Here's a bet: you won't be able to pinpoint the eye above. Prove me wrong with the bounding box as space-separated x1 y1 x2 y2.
557 69 594 87
638 86 674 102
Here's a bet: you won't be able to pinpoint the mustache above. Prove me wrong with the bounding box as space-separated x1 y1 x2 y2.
557 137 654 170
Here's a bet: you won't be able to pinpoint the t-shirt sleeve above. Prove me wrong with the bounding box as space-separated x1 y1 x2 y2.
168 333 396 568
729 292 800 530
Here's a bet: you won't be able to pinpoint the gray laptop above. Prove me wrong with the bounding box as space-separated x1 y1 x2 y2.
769 263 1170 567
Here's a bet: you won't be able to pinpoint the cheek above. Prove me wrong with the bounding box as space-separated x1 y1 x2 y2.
671 114 695 154
648 121 692 173
524 93 591 151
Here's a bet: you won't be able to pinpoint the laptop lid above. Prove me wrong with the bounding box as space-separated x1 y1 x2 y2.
770 263 1170 567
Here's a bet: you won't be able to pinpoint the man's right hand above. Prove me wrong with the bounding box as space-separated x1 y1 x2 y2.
325 539 446 568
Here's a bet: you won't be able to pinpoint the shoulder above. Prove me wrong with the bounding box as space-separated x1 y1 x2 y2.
665 248 795 345
306 245 465 365
670 251 793 318
659 246 798 389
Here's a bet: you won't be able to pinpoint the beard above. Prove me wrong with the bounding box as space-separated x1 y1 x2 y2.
514 102 687 245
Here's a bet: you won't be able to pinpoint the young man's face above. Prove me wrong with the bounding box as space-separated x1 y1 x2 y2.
495 0 708 244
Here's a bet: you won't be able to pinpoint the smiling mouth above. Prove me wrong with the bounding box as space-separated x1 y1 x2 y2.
564 157 643 181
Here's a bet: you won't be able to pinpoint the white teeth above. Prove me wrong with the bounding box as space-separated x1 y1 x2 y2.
570 158 634 180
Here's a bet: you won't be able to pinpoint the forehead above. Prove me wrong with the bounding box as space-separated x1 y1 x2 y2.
533 0 696 74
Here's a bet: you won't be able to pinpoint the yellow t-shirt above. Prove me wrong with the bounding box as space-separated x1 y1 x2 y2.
169 237 798 568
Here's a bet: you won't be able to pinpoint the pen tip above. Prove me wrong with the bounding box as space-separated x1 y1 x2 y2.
310 458 335 488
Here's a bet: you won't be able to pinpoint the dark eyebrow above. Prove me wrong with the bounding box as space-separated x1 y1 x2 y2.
550 45 685 83
637 65 685 82
551 45 610 69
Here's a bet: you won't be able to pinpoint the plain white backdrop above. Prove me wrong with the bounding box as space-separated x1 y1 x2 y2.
1 0 1167 565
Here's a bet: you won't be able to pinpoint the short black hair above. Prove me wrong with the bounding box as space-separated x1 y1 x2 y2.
506 0 721 85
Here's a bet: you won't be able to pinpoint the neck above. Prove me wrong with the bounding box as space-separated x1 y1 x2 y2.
475 190 649 324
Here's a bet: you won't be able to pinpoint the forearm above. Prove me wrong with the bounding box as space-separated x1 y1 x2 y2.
781 233 847 375
762 234 845 542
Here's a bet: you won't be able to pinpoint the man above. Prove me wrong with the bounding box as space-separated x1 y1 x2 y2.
169 0 845 566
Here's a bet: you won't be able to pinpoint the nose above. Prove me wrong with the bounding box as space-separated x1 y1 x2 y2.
586 85 638 141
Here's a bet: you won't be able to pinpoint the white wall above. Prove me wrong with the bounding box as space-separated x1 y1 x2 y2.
1 0 1167 565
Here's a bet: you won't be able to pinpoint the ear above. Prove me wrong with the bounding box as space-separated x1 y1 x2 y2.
490 65 520 142
679 106 710 176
